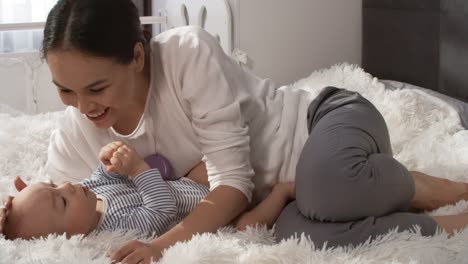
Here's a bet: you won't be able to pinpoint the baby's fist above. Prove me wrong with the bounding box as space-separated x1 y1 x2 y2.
99 142 149 178
99 141 123 166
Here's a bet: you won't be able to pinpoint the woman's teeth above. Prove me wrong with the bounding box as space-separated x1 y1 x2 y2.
88 110 106 118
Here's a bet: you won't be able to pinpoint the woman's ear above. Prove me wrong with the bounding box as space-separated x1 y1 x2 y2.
132 42 146 73
14 176 27 192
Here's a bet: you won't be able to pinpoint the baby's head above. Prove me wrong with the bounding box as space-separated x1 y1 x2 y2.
4 181 100 240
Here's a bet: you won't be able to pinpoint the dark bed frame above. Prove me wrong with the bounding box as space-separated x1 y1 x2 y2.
362 0 468 102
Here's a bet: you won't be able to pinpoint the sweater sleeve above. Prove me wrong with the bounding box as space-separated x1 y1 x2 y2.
46 128 94 183
46 107 108 183
116 169 177 236
168 27 255 202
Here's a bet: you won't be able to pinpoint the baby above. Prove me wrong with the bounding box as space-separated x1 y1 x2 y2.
1 142 294 240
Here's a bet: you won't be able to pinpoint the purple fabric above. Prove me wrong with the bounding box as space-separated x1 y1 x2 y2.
143 153 175 181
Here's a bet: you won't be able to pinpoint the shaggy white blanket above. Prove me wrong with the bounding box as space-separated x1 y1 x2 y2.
1 64 468 264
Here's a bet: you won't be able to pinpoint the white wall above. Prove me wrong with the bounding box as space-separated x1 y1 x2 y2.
154 0 362 86
235 0 362 86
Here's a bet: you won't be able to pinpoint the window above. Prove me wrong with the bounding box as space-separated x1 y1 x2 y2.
0 0 152 54
0 0 57 53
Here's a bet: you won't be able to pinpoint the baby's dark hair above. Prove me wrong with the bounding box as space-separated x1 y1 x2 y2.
42 0 149 64
2 203 51 240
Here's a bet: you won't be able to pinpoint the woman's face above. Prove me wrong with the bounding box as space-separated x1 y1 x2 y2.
46 46 146 129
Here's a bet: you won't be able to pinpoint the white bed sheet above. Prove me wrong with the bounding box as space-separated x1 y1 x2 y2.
382 80 468 129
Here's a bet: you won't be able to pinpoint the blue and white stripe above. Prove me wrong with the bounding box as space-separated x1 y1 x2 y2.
81 164 209 236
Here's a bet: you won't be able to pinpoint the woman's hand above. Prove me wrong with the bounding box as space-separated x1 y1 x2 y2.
99 141 150 178
272 182 295 201
234 182 296 230
111 240 162 264
0 196 13 236
1 176 28 236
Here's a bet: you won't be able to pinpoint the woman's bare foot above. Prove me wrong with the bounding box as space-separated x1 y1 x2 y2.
432 212 468 236
411 171 468 210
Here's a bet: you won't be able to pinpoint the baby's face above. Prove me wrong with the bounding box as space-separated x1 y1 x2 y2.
9 182 100 239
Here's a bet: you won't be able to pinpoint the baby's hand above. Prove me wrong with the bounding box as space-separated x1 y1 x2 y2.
99 141 150 178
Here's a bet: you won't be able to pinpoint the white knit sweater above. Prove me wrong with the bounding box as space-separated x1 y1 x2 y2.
46 26 314 204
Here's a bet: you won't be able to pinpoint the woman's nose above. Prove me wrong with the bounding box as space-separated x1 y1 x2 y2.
76 97 90 114
74 95 98 114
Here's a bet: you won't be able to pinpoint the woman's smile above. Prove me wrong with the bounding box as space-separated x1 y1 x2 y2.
86 107 110 123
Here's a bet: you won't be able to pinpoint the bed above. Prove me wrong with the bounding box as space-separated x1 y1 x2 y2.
1 1 468 263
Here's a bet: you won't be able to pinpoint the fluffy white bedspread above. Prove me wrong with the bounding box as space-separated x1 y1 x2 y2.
1 64 468 264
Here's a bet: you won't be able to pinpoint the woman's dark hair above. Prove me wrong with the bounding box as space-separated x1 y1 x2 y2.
42 0 149 64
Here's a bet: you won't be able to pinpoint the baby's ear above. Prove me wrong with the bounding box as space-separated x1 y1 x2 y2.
14 176 27 192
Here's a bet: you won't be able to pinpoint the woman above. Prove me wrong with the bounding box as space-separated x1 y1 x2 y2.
3 0 468 263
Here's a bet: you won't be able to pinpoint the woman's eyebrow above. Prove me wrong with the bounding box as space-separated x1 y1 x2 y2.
52 79 108 90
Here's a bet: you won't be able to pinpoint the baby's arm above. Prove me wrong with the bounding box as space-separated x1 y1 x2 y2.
99 142 177 235
126 168 177 235
234 182 295 230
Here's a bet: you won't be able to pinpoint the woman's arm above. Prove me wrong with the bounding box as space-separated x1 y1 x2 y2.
110 183 296 264
156 185 248 241
185 162 209 186
234 182 295 230
111 28 257 263
47 111 100 183
111 185 248 263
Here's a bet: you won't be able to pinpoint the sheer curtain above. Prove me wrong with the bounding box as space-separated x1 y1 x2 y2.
0 0 57 53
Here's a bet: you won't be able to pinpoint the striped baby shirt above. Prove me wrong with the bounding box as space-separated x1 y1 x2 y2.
81 164 209 236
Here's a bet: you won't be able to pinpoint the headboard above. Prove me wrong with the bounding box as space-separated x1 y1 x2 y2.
362 0 468 102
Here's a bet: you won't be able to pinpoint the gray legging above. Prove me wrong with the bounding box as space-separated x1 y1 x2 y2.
275 87 438 248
